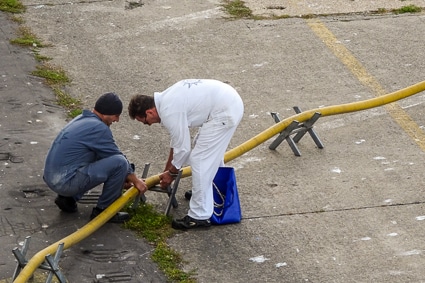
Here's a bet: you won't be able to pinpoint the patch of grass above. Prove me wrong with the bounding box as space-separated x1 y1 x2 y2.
34 51 52 62
222 0 283 20
222 0 253 19
124 203 197 282
68 108 83 118
221 0 424 19
0 0 25 13
32 65 82 118
124 203 173 243
53 88 82 117
152 242 197 283
375 8 388 14
10 26 43 47
393 4 422 14
32 63 70 85
31 64 82 118
6 5 83 118
272 14 291 19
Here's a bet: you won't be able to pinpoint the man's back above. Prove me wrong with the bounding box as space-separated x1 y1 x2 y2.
43 110 119 186
156 79 242 128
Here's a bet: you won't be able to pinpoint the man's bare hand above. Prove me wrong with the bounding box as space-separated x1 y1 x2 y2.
159 171 173 189
126 173 148 194
133 178 148 194
123 181 133 190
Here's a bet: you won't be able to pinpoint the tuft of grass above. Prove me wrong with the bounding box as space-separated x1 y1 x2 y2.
222 0 253 19
53 88 82 117
34 51 52 62
124 203 173 243
68 108 83 118
393 4 421 14
10 26 43 47
272 14 291 19
0 0 25 13
31 64 82 118
31 63 70 85
32 65 82 118
152 242 197 283
222 0 278 20
375 8 388 14
124 203 197 282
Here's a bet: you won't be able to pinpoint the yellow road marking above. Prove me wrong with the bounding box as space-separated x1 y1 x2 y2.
306 19 425 150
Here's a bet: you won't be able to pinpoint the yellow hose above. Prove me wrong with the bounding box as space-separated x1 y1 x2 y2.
225 80 425 162
13 80 425 282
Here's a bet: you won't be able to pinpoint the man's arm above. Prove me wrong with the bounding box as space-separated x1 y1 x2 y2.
159 148 179 189
164 148 178 173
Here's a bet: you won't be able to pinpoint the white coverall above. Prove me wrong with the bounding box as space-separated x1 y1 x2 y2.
154 79 244 220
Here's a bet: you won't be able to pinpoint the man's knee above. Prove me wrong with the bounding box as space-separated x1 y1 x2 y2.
102 155 127 169
107 155 130 175
109 154 128 165
86 155 129 181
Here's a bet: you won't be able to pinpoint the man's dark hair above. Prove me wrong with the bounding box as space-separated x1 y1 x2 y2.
128 95 155 120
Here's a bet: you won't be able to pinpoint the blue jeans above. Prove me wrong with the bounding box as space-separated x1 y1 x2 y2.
46 155 129 209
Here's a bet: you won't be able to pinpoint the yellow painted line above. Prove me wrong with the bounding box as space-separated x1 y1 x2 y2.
306 19 425 150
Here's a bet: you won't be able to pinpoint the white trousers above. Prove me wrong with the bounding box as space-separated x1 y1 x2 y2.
188 96 244 220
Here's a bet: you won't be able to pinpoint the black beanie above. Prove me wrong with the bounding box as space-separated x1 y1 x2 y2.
94 92 123 115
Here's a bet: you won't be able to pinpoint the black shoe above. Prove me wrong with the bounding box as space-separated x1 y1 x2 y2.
184 190 192 200
90 207 130 223
55 195 77 213
172 215 211 230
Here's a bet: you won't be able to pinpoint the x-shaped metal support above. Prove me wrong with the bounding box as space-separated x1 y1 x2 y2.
132 163 181 216
12 236 67 283
269 106 324 156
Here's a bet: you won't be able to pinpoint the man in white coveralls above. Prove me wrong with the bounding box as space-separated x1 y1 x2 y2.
128 79 244 230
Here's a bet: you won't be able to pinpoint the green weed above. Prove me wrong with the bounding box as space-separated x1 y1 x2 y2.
30 64 82 118
153 242 197 283
221 1 423 19
124 203 197 282
32 64 70 85
376 8 388 14
0 0 25 13
124 203 173 243
394 4 422 14
53 88 82 117
34 51 52 62
222 0 253 19
10 26 43 47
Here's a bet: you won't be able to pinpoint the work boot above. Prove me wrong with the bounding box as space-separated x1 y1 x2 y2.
90 207 130 223
184 190 192 200
55 195 78 213
172 215 211 230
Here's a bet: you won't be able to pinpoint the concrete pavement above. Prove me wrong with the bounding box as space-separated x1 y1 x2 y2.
1 0 425 282
0 10 166 283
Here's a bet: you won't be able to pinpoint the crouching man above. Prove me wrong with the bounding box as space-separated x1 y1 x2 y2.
43 92 147 223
